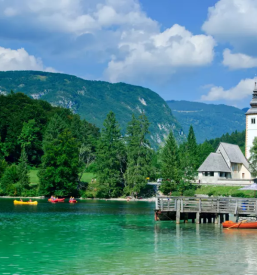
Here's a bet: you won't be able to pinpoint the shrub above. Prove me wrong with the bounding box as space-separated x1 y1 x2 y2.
183 189 195 197
208 191 214 197
171 191 181 196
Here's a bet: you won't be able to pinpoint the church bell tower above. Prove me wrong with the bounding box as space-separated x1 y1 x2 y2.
245 83 257 159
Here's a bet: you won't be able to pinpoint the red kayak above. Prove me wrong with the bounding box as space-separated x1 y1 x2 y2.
69 200 77 204
48 198 65 202
223 220 257 229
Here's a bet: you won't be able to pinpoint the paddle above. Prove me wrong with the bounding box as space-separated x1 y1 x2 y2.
226 220 247 230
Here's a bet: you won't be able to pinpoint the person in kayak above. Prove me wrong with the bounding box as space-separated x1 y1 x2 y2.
20 198 23 202
29 199 32 202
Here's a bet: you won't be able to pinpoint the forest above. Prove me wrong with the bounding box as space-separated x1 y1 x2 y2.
0 92 245 198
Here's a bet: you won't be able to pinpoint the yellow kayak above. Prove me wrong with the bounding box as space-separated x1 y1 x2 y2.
14 200 38 205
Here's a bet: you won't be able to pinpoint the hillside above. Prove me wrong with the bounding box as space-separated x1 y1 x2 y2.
166 100 246 143
0 71 184 148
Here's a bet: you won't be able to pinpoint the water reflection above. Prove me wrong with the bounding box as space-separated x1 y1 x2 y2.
1 199 257 274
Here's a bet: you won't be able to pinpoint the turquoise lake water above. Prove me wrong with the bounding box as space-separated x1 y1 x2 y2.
1 198 257 274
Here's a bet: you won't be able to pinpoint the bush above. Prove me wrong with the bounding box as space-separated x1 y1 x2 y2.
232 192 250 198
171 191 181 196
159 181 177 195
183 189 195 197
208 191 214 197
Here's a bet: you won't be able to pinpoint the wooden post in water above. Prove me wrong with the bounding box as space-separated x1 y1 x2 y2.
184 213 188 223
176 199 181 224
225 214 229 221
203 217 207 223
196 212 200 224
220 214 224 224
208 216 212 223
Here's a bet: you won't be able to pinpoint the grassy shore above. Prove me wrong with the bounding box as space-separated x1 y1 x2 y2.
196 185 255 197
29 170 95 184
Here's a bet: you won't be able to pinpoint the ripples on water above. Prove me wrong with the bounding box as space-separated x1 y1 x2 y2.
1 199 257 274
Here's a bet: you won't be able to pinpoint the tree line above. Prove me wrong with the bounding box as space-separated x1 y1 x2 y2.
0 92 245 198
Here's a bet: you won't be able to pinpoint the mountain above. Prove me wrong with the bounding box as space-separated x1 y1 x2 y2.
242 108 249 113
166 100 246 143
0 71 184 148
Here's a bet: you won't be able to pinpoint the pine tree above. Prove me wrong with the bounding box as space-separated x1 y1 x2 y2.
125 113 152 195
43 114 68 149
159 130 181 194
198 141 214 165
249 137 257 177
95 112 126 197
187 125 199 170
18 146 30 190
39 129 79 196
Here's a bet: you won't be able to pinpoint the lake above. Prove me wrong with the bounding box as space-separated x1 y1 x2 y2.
1 198 257 274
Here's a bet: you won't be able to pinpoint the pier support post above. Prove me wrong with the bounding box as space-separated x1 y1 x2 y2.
176 199 181 224
196 212 200 224
220 214 224 224
208 216 212 223
203 217 207 223
225 214 229 221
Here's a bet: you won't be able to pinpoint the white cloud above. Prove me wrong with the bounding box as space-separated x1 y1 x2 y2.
223 48 257 69
0 0 216 84
105 24 216 83
203 0 257 39
202 0 257 49
201 78 256 101
0 46 55 72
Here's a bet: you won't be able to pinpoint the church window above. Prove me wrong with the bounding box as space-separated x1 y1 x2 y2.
251 118 256 124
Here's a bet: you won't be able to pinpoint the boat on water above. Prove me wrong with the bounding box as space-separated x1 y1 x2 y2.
69 200 77 204
48 198 65 202
14 200 38 205
223 220 257 229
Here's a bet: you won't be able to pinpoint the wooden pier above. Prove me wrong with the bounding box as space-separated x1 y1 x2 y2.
155 196 257 224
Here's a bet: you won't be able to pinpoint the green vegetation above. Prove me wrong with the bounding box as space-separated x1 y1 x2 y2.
249 137 257 177
195 185 256 198
206 130 245 153
160 127 199 195
0 71 184 148
167 100 245 143
0 91 249 198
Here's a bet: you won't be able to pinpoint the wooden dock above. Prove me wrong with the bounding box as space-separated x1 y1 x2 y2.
155 196 257 224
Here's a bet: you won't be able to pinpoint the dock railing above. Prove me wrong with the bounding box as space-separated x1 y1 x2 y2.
156 196 257 216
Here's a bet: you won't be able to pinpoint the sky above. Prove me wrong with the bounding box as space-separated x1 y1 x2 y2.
0 0 257 108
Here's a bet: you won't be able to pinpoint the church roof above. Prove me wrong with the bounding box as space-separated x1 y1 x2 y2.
198 153 231 172
219 142 249 169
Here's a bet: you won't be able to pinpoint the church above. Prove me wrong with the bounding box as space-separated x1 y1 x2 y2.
197 84 257 185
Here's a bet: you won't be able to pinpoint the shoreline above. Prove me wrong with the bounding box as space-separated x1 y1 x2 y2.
0 196 156 202
80 197 156 202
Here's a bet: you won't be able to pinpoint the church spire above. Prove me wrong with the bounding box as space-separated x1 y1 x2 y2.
246 82 257 113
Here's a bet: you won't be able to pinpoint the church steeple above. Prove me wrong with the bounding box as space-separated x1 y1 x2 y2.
246 82 257 114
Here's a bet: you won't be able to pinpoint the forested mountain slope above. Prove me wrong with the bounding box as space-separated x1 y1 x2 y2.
166 100 246 143
0 71 184 148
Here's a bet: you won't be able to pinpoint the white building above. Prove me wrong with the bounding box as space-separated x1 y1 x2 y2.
198 143 252 184
245 84 257 159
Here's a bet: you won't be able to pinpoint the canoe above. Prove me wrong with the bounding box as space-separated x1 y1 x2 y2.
48 198 65 202
223 220 257 229
69 200 77 204
14 200 38 205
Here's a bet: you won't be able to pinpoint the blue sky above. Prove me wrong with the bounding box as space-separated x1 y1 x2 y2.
0 0 257 108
